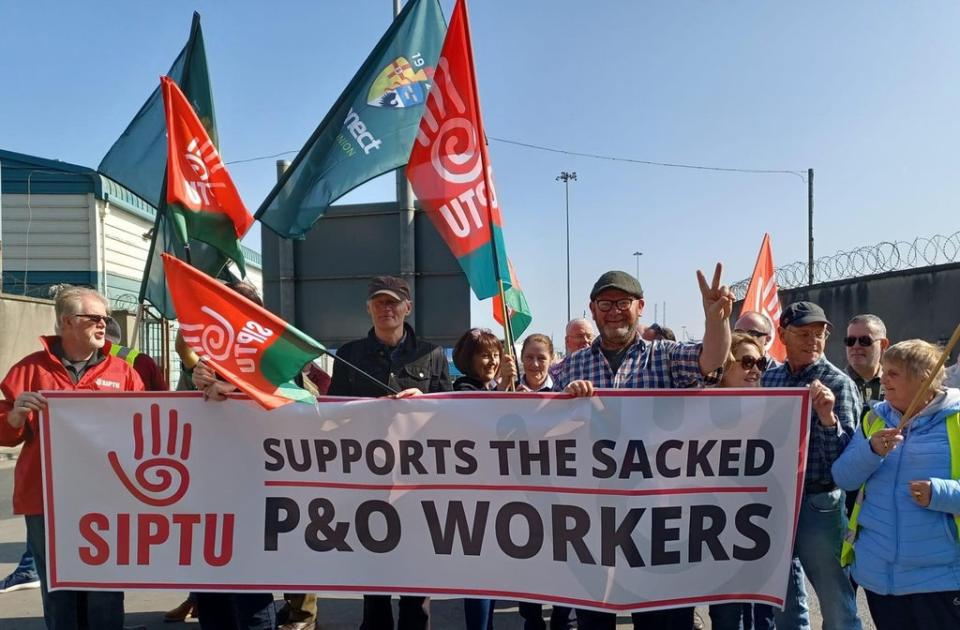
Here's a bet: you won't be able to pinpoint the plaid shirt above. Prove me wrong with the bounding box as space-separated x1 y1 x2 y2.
553 334 706 390
762 356 861 490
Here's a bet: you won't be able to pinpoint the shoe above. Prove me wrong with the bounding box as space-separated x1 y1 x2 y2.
0 570 41 594
279 623 316 630
163 598 197 622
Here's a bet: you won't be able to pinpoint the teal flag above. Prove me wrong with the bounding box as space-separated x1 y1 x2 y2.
256 0 446 238
98 12 235 318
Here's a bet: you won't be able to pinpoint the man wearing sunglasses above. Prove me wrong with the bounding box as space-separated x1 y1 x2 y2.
844 314 889 413
556 265 733 629
761 301 862 630
734 311 780 368
0 286 144 628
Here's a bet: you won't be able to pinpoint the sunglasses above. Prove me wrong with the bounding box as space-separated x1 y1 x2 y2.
736 355 769 371
73 314 111 326
844 335 877 347
734 328 769 340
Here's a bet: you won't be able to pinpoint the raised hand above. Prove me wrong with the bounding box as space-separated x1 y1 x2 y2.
108 404 192 507
697 262 734 322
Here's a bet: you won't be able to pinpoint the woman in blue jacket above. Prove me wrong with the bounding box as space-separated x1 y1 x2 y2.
832 339 960 629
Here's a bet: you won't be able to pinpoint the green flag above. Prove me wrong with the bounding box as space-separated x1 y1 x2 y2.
256 0 446 238
98 12 237 318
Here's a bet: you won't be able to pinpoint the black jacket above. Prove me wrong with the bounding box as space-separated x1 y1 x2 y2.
328 323 452 398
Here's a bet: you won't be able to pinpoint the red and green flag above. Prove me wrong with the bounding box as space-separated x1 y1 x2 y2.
162 253 324 410
493 259 532 338
161 76 253 265
405 0 511 300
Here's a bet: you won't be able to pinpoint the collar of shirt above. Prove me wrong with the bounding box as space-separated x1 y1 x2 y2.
518 373 554 392
50 337 105 383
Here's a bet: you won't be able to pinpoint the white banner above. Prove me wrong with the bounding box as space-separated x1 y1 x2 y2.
41 389 809 614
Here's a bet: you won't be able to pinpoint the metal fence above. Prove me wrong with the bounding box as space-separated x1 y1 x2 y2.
731 230 960 300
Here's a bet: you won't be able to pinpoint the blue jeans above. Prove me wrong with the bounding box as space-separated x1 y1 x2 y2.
774 490 861 630
464 598 495 630
13 547 40 581
25 514 125 630
709 603 776 630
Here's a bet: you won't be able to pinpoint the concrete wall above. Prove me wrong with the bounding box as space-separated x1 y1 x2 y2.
764 262 960 365
0 293 55 378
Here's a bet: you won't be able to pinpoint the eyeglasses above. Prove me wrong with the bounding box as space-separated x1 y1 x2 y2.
73 314 111 326
734 328 769 340
737 355 769 371
786 328 829 342
594 298 635 312
844 335 877 347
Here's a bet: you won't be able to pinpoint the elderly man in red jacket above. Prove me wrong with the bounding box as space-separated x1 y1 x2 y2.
0 286 143 629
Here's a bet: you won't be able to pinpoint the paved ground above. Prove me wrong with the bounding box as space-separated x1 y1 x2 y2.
0 465 875 629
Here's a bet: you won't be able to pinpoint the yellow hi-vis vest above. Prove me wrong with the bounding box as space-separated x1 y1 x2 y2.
840 410 960 567
108 343 140 368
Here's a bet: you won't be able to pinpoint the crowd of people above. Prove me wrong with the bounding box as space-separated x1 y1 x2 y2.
1 266 959 630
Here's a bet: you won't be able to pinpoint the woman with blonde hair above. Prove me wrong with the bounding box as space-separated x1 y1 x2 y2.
832 339 960 629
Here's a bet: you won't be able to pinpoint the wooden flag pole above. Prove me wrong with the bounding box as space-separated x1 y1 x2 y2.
496 278 516 391
897 320 960 431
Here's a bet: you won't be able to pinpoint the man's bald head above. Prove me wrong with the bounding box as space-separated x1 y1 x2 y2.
734 311 775 351
565 318 595 355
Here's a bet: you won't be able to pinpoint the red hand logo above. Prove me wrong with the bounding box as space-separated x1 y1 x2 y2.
108 404 192 507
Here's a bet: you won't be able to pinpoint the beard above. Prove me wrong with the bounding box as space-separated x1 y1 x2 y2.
601 322 636 347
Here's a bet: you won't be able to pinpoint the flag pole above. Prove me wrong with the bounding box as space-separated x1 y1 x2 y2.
897 320 960 431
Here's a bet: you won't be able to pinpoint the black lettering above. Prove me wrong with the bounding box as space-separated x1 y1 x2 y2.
366 440 395 475
454 441 478 474
427 439 452 474
314 439 337 473
400 440 427 475
745 440 774 476
285 439 312 472
496 502 543 559
551 504 596 564
489 440 516 475
263 438 284 471
619 440 652 479
600 506 645 567
655 440 683 478
686 440 716 477
304 498 352 552
520 440 550 475
341 439 362 473
718 440 741 476
556 440 577 477
733 503 771 561
688 505 729 562
355 500 401 553
264 497 300 551
422 500 489 555
651 506 682 565
592 440 617 478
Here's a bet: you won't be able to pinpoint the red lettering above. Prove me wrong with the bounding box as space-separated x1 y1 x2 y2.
203 513 235 567
137 514 170 565
78 513 109 565
117 513 131 565
172 513 201 566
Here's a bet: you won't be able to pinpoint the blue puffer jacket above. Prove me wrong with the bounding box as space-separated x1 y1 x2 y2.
831 388 960 595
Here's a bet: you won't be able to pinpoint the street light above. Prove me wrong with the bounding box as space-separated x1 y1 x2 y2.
557 171 577 321
632 251 643 279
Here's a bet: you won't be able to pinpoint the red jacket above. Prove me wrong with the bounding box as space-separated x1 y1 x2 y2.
0 336 144 515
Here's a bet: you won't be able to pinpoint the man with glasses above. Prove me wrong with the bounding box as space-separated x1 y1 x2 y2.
844 314 888 413
0 286 144 628
557 266 733 629
734 311 779 367
548 318 596 382
762 301 862 630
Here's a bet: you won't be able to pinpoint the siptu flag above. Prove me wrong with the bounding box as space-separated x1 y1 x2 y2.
493 259 532 338
405 0 511 300
162 253 324 410
99 12 234 319
740 233 786 362
161 75 253 263
256 0 445 238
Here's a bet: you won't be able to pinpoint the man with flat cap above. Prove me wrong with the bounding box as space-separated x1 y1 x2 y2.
327 275 451 629
558 264 733 629
762 301 862 630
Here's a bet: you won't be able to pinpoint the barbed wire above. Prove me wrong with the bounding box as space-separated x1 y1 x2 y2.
731 231 960 299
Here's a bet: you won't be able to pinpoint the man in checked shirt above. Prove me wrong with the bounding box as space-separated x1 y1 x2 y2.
762 301 862 630
557 264 733 630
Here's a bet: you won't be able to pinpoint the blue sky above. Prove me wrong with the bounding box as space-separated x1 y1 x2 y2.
2 1 958 345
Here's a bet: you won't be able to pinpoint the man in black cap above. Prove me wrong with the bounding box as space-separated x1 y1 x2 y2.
327 275 451 629
762 301 862 630
557 264 733 629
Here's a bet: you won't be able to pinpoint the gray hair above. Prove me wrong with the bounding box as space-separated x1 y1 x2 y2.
848 314 887 338
565 318 594 334
53 286 110 334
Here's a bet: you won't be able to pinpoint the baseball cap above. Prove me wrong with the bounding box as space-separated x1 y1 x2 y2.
368 276 411 301
780 301 831 328
590 270 643 300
